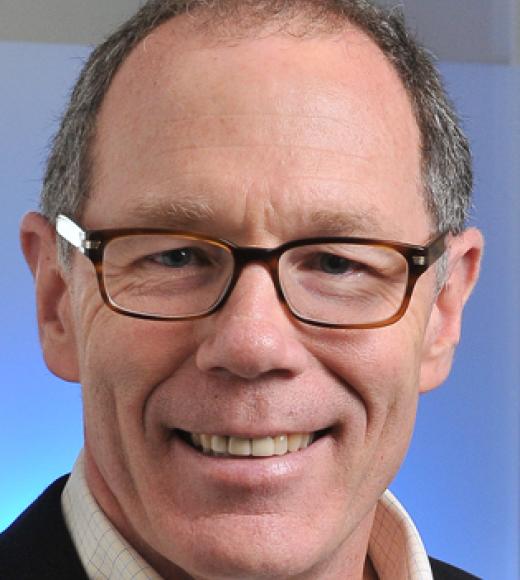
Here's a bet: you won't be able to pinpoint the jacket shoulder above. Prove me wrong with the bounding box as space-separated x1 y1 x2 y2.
430 557 482 580
0 476 88 580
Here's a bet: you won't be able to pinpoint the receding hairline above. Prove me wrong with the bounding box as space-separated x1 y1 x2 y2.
90 5 421 202
88 16 427 239
170 0 353 38
118 1 373 85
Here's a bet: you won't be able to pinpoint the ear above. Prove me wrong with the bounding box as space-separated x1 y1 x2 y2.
419 227 483 393
20 212 79 382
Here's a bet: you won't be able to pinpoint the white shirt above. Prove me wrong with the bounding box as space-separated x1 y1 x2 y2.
62 452 433 579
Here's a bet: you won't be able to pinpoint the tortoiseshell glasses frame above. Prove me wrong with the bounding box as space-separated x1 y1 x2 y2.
56 214 447 329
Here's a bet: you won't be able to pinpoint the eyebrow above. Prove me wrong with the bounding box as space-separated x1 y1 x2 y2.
124 195 389 238
127 195 216 228
308 208 386 237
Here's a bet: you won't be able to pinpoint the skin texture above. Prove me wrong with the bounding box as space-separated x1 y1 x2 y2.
21 16 483 580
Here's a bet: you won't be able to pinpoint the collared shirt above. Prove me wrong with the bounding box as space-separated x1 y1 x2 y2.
62 452 433 579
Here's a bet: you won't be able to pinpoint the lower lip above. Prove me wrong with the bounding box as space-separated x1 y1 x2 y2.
169 432 332 488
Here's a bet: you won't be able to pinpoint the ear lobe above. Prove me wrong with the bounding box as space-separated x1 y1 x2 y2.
419 227 484 393
20 212 79 382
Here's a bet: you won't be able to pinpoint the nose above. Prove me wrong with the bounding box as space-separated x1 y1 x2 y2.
195 265 308 380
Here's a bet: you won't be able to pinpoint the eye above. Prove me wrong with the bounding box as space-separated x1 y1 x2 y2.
150 248 205 268
318 253 357 275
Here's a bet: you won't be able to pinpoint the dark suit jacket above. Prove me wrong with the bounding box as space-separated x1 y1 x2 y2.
0 477 481 579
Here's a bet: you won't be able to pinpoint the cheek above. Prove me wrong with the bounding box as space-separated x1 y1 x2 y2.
309 326 423 464
313 326 423 401
79 312 198 394
77 310 198 457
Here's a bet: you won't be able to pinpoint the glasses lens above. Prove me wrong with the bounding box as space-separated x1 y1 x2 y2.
280 243 409 326
102 235 234 318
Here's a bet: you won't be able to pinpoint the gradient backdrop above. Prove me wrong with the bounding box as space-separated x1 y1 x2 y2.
1 41 519 579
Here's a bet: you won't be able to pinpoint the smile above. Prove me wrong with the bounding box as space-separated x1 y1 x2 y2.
184 431 322 458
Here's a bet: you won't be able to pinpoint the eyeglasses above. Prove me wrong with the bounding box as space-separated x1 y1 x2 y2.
56 214 446 329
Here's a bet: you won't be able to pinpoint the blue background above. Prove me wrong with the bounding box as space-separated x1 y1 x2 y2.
1 41 518 579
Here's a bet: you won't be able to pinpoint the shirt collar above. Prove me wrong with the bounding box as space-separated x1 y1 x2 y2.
62 452 161 579
62 452 432 579
369 489 433 579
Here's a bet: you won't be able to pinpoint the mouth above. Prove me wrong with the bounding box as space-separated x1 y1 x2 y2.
176 429 329 458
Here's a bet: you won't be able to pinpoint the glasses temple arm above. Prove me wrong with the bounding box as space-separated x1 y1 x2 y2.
55 214 87 253
426 232 447 265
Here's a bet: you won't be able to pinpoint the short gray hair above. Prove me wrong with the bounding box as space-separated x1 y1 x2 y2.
41 0 472 260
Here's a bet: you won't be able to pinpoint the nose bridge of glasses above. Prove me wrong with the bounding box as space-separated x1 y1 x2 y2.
230 245 283 298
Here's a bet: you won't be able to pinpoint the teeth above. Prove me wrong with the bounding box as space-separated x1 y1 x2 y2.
211 435 228 454
228 436 252 456
274 434 288 455
200 434 212 453
189 432 315 457
252 437 275 457
287 433 302 452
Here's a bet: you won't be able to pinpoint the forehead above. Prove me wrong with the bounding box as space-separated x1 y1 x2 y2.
87 16 428 242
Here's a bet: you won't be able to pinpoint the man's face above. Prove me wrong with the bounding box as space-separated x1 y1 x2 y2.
49 21 450 579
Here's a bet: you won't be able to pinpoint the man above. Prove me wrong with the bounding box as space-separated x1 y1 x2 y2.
0 0 483 578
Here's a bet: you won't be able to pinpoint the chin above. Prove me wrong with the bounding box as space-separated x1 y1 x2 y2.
151 514 338 580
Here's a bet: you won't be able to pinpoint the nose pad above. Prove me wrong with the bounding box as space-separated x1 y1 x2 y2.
195 266 306 380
